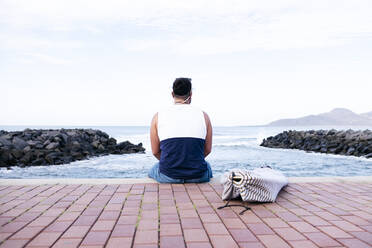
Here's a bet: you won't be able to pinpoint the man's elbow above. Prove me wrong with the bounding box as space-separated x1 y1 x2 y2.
152 151 161 160
204 148 212 157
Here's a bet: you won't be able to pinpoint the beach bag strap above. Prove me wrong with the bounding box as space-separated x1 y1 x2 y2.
218 172 251 215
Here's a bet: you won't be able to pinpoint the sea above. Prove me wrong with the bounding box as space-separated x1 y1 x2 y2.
0 125 371 179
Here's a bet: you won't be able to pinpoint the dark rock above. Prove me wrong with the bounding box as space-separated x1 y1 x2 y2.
20 152 33 165
72 152 84 160
35 142 44 149
260 129 371 158
0 137 12 147
313 144 321 151
0 128 145 167
60 133 68 144
91 141 100 149
0 148 12 166
116 141 131 150
346 147 355 155
2 134 13 140
98 144 105 151
327 142 339 148
86 129 96 135
45 142 59 150
108 138 116 145
115 141 145 154
53 136 62 143
334 145 343 154
62 156 73 164
11 149 23 159
45 152 63 164
66 130 77 136
23 146 31 152
12 137 28 150
43 140 51 147
320 147 327 153
0 159 6 167
328 147 337 153
361 146 371 154
31 158 46 166
27 140 38 146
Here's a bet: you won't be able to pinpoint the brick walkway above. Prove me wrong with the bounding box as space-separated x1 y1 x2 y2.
0 181 371 248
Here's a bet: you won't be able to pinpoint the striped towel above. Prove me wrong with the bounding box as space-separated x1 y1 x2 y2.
221 167 288 202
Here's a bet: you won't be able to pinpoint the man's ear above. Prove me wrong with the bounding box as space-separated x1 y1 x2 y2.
190 91 192 97
171 92 175 98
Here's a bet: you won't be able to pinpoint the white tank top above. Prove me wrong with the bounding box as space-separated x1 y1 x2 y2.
158 104 206 141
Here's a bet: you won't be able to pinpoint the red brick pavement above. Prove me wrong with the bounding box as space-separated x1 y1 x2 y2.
0 181 371 248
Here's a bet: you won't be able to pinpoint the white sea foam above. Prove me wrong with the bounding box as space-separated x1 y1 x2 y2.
213 141 255 148
214 135 257 140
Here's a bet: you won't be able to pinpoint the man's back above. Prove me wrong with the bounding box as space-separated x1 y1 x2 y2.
157 104 208 179
158 104 206 141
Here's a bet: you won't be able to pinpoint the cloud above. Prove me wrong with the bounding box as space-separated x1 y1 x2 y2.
122 5 372 55
21 52 72 65
105 1 372 54
0 34 84 51
1 0 372 55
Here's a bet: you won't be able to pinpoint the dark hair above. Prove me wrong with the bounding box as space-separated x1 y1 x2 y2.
173 78 192 97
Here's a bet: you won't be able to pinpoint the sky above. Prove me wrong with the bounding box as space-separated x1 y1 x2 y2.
1 0 372 126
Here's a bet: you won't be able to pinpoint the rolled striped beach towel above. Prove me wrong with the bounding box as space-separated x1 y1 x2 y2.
221 167 288 203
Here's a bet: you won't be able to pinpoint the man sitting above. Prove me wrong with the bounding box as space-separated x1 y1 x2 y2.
148 78 213 183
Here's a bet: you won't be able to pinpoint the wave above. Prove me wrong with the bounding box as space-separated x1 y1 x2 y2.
213 141 255 149
214 135 257 140
116 133 149 142
299 149 372 162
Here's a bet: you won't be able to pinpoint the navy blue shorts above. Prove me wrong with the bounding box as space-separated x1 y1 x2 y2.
148 161 213 183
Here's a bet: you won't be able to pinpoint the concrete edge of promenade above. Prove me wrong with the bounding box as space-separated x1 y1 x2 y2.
1 176 372 185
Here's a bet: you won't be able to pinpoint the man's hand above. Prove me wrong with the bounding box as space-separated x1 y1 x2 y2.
150 113 161 160
203 112 212 157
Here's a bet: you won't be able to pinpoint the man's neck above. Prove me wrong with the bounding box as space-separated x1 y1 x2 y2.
174 101 190 105
174 97 191 104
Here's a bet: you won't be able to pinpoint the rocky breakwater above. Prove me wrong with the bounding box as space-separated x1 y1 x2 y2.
260 129 372 158
0 129 145 167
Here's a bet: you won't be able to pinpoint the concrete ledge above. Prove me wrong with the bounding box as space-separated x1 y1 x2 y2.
0 176 372 185
288 176 372 183
0 178 158 185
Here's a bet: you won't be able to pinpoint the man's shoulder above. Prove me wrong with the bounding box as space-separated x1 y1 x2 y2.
186 104 205 113
159 104 204 112
157 106 173 115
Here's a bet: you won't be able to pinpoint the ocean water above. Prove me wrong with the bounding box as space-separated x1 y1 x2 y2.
0 125 371 179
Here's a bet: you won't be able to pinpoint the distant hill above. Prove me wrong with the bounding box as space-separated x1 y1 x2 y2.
361 111 372 120
268 108 372 126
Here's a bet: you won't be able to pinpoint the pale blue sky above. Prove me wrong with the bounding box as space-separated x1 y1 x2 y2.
1 0 371 126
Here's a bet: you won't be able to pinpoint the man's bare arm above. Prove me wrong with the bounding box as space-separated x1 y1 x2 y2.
203 112 212 158
150 113 161 160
